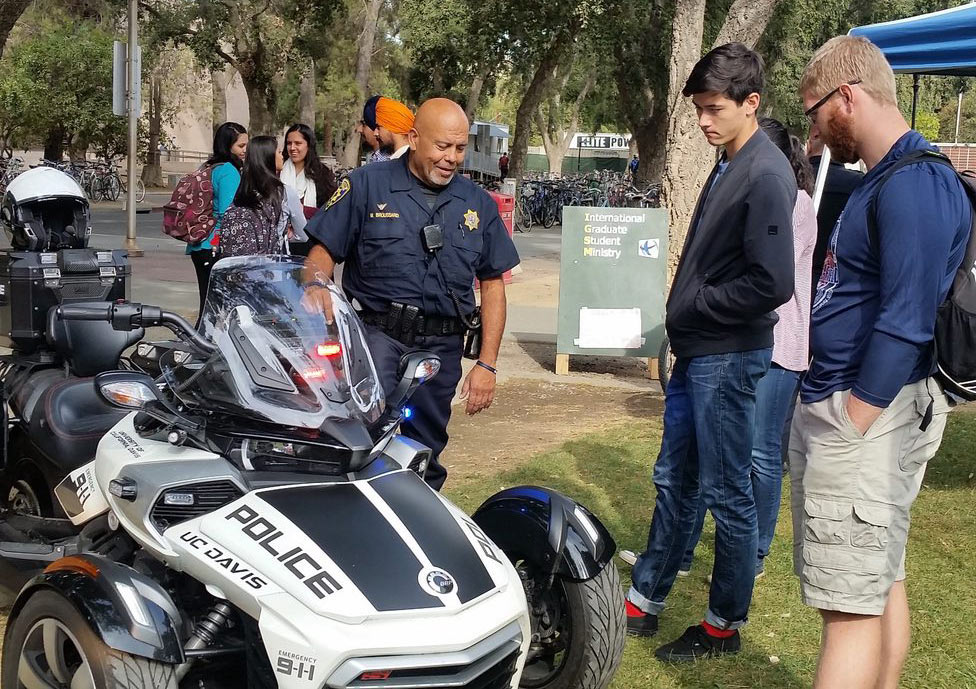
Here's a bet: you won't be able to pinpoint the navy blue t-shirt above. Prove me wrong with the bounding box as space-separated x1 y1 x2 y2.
802 131 971 406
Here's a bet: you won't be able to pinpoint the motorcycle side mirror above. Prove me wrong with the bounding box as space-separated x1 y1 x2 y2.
95 371 160 410
388 351 441 409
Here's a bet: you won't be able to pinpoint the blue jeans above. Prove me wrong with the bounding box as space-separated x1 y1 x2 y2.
628 348 771 630
680 364 802 572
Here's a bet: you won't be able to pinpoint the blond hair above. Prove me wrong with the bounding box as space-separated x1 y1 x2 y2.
799 35 897 107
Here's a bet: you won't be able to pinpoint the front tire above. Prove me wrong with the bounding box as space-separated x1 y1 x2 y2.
1 590 178 689
515 197 532 233
517 560 626 689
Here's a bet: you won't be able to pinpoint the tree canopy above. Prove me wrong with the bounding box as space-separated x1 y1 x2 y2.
0 0 972 186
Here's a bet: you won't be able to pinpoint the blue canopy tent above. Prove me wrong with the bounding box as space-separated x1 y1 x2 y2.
850 3 976 128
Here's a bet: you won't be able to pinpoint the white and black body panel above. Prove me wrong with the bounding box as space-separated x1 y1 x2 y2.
164 471 530 689
55 413 530 687
54 461 110 525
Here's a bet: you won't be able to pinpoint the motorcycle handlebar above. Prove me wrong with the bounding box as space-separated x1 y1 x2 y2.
57 302 216 354
56 304 113 321
162 311 216 354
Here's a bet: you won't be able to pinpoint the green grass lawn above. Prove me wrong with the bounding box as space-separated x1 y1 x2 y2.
444 411 976 689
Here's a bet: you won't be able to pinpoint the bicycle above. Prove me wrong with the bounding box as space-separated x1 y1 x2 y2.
95 164 145 204
515 186 534 233
0 156 24 195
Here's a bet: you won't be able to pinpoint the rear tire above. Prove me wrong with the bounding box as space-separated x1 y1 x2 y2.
0 459 51 517
517 561 626 689
515 197 532 233
1 590 178 689
107 174 122 202
542 204 557 229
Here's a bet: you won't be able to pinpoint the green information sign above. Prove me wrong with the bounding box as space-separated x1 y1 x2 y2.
556 206 669 359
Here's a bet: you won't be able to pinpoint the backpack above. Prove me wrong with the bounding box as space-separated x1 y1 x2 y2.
218 202 283 258
162 165 217 243
868 149 976 401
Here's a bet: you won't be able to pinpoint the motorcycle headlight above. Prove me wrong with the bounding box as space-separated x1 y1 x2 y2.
150 480 244 532
236 438 347 475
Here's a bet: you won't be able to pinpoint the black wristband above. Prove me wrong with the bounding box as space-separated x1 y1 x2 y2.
476 360 497 374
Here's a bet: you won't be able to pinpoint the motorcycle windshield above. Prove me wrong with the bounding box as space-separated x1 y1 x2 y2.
163 255 384 428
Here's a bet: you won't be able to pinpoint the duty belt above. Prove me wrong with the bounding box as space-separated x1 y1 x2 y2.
360 303 465 344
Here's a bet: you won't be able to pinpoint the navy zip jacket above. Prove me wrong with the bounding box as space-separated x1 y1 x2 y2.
802 131 971 407
666 128 797 358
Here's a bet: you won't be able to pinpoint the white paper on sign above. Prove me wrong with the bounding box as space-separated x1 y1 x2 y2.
574 307 645 349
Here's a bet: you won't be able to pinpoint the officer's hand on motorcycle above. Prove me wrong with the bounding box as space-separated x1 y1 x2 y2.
459 365 495 415
302 283 335 324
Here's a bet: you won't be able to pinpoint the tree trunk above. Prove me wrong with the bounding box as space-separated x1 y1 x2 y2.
613 49 665 186
509 29 576 182
714 0 780 47
43 128 65 162
240 72 274 133
432 66 445 95
659 0 779 272
299 59 316 127
211 68 230 134
536 110 561 174
537 73 594 176
342 0 384 168
142 75 164 188
465 64 491 122
0 0 31 60
634 115 667 183
322 119 333 157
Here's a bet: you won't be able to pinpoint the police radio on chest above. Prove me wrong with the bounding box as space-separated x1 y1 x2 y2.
423 221 482 359
421 224 444 253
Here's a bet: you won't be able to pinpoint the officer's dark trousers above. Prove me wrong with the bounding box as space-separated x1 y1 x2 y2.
364 325 464 491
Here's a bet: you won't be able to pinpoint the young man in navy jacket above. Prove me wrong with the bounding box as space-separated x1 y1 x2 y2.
793 36 969 689
624 43 796 660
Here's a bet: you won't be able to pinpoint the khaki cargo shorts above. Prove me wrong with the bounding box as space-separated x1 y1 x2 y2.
788 378 951 615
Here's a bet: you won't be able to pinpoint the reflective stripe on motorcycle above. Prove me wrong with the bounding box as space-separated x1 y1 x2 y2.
368 471 495 604
257 483 443 611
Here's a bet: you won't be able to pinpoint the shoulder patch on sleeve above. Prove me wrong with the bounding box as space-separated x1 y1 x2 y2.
326 177 351 209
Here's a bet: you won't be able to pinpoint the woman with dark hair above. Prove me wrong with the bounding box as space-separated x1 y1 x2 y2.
219 135 307 257
281 123 337 216
188 121 248 314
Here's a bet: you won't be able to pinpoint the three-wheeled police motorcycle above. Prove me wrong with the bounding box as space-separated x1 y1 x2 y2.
0 168 626 689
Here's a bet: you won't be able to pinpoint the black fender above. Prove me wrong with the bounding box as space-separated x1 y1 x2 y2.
472 485 616 583
7 553 185 663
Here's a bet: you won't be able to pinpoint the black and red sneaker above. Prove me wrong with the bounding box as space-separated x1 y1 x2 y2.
625 599 658 637
654 624 740 662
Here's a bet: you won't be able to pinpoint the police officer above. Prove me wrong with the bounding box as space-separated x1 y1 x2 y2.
303 98 520 490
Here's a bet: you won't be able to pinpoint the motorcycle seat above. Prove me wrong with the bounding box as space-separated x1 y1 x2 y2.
28 376 129 474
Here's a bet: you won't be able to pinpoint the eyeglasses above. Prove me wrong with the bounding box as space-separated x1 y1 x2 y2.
805 79 861 123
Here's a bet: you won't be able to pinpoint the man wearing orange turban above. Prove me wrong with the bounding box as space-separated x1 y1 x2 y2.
374 97 414 159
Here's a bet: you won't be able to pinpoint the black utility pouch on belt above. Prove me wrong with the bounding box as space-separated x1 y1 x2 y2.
423 223 482 360
463 307 483 360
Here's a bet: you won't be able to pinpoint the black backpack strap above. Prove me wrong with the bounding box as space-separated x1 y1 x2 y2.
867 149 956 254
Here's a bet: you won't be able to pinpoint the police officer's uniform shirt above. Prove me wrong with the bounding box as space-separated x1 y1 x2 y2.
306 155 520 318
